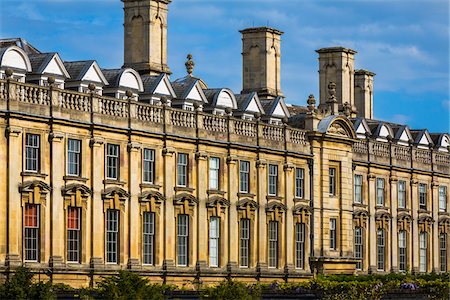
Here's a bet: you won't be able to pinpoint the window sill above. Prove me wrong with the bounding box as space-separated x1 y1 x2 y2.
207 189 226 195
418 208 431 214
353 203 367 208
438 211 449 216
174 186 195 193
64 175 88 182
140 183 161 189
103 179 126 186
237 192 255 198
266 195 283 201
21 171 47 178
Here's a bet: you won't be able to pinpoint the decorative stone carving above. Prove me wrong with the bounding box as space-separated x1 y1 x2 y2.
328 123 347 136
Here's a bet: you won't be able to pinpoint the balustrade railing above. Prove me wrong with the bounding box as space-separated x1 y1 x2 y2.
60 90 90 112
415 149 431 164
435 153 450 166
262 124 284 141
372 142 390 157
15 82 50 105
98 96 128 118
203 114 227 132
393 145 410 161
170 109 196 128
289 128 307 144
0 80 6 100
136 103 163 123
353 140 368 154
234 120 256 137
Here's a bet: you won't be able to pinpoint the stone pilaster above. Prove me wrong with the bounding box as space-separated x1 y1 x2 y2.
411 178 419 273
390 176 398 272
127 142 141 267
368 174 376 273
195 150 208 267
90 137 104 266
162 146 175 266
431 182 439 273
227 155 238 269
256 159 267 269
284 163 295 271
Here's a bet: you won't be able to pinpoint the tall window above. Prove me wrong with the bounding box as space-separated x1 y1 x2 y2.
419 184 427 210
239 161 250 193
25 134 40 172
329 218 337 250
268 221 278 268
106 144 119 180
143 149 155 184
143 212 155 265
329 168 336 196
268 164 278 196
240 219 250 267
398 180 406 209
419 232 427 272
177 153 188 187
398 230 407 272
295 168 305 199
106 209 119 263
177 214 189 266
24 204 39 261
354 227 363 270
67 139 81 176
209 157 220 190
209 217 220 267
67 207 81 263
295 222 305 269
354 175 363 204
439 186 447 212
440 233 447 272
376 178 385 206
377 228 385 271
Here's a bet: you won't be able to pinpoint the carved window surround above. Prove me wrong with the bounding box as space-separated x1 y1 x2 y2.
293 204 311 225
266 201 286 223
353 209 369 228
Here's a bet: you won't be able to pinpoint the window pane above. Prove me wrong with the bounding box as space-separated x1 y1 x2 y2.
209 157 220 190
439 186 447 211
268 221 278 268
355 227 363 270
354 175 362 204
143 149 155 184
377 178 384 206
239 161 250 193
177 154 188 187
67 207 81 262
177 215 189 266
398 180 406 208
67 139 81 176
295 223 305 269
330 218 336 250
295 168 305 198
419 232 427 272
24 204 40 261
377 229 385 271
268 164 278 196
25 134 40 172
399 230 407 272
440 234 447 272
240 219 250 267
143 212 155 265
106 144 119 180
209 217 220 267
329 168 336 196
106 210 119 263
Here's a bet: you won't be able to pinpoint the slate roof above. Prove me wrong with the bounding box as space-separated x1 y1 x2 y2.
141 74 162 94
102 69 123 87
0 38 40 55
64 60 95 81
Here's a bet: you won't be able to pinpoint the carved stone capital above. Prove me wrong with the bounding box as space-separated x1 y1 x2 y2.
5 126 22 137
90 137 104 147
127 142 142 152
283 162 295 171
49 132 64 142
368 174 376 180
195 151 208 161
256 159 267 169
389 176 398 183
226 155 238 165
162 147 175 157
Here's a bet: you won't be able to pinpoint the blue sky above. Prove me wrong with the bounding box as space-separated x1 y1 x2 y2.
1 0 449 133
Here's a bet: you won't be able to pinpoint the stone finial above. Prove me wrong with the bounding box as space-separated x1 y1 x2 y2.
185 54 195 75
88 83 96 92
282 117 289 124
5 69 13 78
160 96 168 106
343 102 351 117
225 107 233 116
125 90 133 98
47 76 55 85
327 82 337 103
253 111 261 120
307 94 316 111
193 101 200 110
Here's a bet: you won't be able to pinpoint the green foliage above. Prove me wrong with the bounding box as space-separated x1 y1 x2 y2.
95 270 173 300
200 280 261 300
0 267 55 300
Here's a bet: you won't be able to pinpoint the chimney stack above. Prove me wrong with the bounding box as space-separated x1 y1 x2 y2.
123 0 171 75
240 27 283 99
316 47 356 113
354 69 375 119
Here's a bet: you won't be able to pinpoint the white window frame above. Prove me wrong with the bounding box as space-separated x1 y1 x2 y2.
209 157 220 190
268 164 278 196
143 212 155 265
419 184 427 210
376 178 385 206
239 161 250 193
177 153 188 187
330 218 337 250
209 217 220 267
268 221 278 268
377 228 385 271
329 168 336 196
419 231 427 272
67 207 81 263
67 139 81 176
398 230 407 272
25 133 40 172
295 222 305 269
439 186 447 212
177 214 189 266
106 209 119 264
143 148 155 184
355 226 363 270
398 180 406 209
354 174 363 204
295 168 305 199
106 144 120 180
24 204 40 262
239 218 250 268
440 233 447 272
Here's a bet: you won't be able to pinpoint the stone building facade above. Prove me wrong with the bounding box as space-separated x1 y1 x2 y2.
0 0 448 288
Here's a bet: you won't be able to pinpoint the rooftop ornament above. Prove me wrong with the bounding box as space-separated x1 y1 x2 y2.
185 54 195 75
327 81 337 103
307 94 316 112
